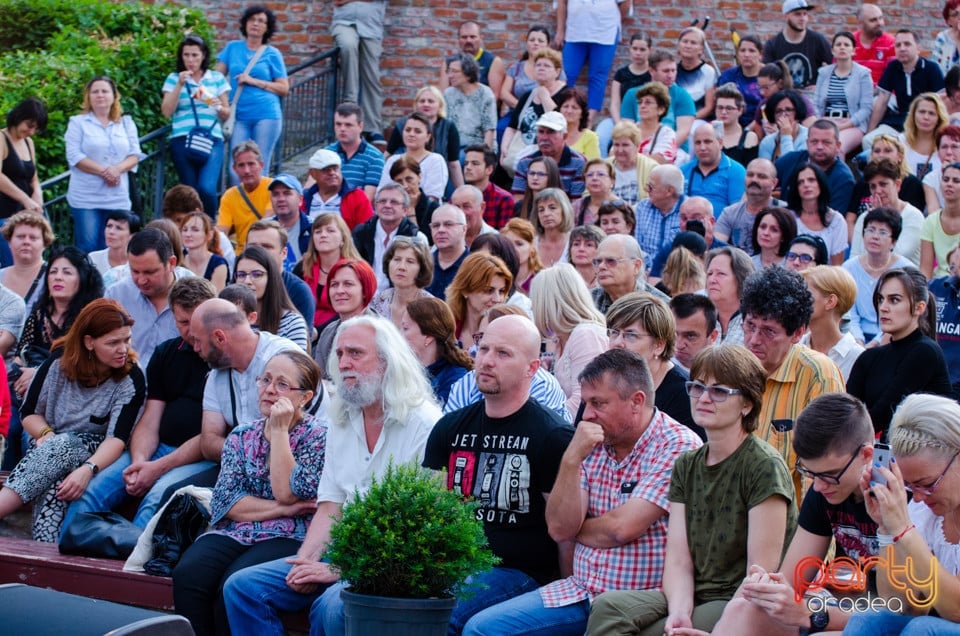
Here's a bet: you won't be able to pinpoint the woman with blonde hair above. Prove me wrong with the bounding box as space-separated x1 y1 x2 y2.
181 211 228 291
386 85 463 191
534 188 574 267
530 263 607 414
0 211 54 315
608 120 657 207
903 92 949 179
446 252 513 351
293 213 360 330
501 218 543 294
800 265 864 380
400 297 474 407
660 247 706 297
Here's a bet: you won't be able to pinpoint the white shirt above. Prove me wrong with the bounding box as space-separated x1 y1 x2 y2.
848 203 924 266
799 331 864 382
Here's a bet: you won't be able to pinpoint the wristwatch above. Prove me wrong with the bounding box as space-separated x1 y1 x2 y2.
800 608 830 635
83 461 99 475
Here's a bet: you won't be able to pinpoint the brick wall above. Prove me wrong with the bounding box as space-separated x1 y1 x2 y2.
178 0 946 134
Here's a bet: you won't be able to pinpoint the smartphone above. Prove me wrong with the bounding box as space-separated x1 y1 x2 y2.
873 443 892 487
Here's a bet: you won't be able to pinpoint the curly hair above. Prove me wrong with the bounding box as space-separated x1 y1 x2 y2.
37 246 104 332
739 265 814 335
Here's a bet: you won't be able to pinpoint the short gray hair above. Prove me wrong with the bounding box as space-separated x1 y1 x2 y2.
652 164 684 194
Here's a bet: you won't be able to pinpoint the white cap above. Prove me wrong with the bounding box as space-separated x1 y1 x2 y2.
309 148 342 170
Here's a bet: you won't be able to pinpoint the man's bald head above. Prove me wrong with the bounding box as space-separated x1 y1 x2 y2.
194 298 248 332
487 314 541 361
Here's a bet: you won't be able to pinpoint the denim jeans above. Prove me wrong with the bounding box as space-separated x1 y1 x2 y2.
562 40 619 112
170 135 224 219
843 610 960 635
59 444 216 541
461 588 589 636
71 208 121 253
228 118 282 184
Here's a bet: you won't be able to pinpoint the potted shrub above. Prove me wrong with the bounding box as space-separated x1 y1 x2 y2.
325 461 498 636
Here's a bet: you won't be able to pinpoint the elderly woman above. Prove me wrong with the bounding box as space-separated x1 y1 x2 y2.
574 159 618 226
501 48 567 169
924 125 960 211
0 211 54 316
501 218 544 294
446 252 513 351
386 86 463 190
313 258 378 375
636 82 677 165
162 34 230 217
65 76 144 253
608 120 657 207
534 188 574 267
400 297 473 407
173 350 324 636
813 31 874 155
845 393 960 634
935 0 960 73
606 291 704 439
750 207 797 269
444 54 496 152
800 265 864 381
557 87 599 160
531 263 607 414
215 5 289 178
0 299 145 542
568 224 606 289
368 236 434 328
676 27 718 120
705 246 755 345
758 90 809 162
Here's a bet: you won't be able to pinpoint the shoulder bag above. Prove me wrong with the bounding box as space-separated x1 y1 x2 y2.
222 45 268 140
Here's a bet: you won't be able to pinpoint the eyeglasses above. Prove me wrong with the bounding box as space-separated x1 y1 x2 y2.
715 104 740 112
376 198 406 207
743 321 785 340
774 106 796 115
585 171 610 179
235 270 267 282
785 251 815 264
904 452 959 496
429 220 464 230
684 381 742 402
863 227 892 238
796 446 863 485
472 332 484 346
592 257 629 269
606 328 652 344
527 170 548 178
255 376 306 393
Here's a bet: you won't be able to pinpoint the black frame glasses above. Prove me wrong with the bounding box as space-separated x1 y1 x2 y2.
795 446 863 485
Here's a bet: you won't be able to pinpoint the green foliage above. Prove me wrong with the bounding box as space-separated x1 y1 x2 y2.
326 462 498 599
0 0 215 181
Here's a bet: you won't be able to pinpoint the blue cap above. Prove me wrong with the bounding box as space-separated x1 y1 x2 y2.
269 173 303 194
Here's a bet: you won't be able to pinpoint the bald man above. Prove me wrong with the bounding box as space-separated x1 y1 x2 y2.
423 315 575 632
854 4 895 85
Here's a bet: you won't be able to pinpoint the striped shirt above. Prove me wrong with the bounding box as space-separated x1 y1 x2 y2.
328 140 384 190
444 367 571 422
162 70 230 139
824 72 850 116
755 344 845 504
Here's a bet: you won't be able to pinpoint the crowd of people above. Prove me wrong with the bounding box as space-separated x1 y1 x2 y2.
7 1 960 634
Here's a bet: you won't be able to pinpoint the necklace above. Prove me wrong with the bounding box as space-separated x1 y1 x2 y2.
861 253 893 276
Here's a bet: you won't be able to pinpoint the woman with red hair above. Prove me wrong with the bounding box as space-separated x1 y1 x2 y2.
0 298 145 541
312 258 378 376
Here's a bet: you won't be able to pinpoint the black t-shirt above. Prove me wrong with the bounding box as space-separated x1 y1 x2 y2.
878 58 945 130
614 65 651 95
845 175 926 217
423 398 574 582
762 31 833 89
657 366 705 441
147 336 210 447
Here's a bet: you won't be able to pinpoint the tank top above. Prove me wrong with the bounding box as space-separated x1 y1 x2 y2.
0 132 36 218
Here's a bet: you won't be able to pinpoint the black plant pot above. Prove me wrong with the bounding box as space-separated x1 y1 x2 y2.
341 588 457 636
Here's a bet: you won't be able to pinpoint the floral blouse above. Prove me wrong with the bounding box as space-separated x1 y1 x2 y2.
209 414 326 544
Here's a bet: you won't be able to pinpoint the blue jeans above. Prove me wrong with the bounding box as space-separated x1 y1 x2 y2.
59 444 216 540
70 208 122 253
170 135 224 219
844 610 960 635
462 588 589 636
562 40 619 112
222 555 333 636
228 118 282 184
595 117 615 158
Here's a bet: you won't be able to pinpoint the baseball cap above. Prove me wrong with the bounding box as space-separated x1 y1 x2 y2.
783 0 815 13
269 173 303 194
309 148 342 170
535 111 567 132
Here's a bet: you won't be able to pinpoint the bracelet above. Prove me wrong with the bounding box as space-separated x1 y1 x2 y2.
37 426 53 438
893 524 915 543
877 533 894 547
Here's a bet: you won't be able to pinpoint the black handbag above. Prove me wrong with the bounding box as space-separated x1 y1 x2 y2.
59 511 142 560
143 493 210 577
184 90 217 164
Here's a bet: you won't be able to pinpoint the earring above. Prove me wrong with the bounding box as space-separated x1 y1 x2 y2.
87 349 93 360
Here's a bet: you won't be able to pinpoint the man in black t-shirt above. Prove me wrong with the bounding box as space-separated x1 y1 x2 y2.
423 314 574 633
762 0 832 90
707 393 880 635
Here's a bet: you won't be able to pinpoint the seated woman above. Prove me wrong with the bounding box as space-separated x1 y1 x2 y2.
636 82 677 165
445 252 512 352
499 25 560 141
379 111 449 201
514 155 560 222
386 86 462 192
849 158 925 266
181 211 229 292
313 258 378 374
500 48 567 174
799 265 864 381
758 90 809 162
567 224 606 290
605 291 703 439
587 344 796 635
750 207 797 269
443 54 496 152
533 188 574 266
843 393 960 635
659 245 707 297
597 199 636 237
784 234 829 272
530 263 607 415
88 211 139 276
573 159 619 226
471 232 533 318
172 350 325 636
501 218 544 294
749 61 812 138
368 236 434 329
705 246 755 346
0 211 54 315
389 157 439 239
847 266 953 436
294 214 361 332
0 299 145 542
921 161 960 279
607 120 658 207
714 83 759 168
813 31 874 156
234 245 308 352
901 92 948 179
400 297 473 407
786 163 848 264
556 87 599 160
924 125 960 211
847 134 927 239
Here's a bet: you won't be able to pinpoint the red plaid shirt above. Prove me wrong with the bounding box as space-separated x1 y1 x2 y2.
482 181 516 230
539 410 703 607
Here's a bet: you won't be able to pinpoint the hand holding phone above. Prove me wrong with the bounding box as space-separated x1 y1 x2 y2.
873 443 892 487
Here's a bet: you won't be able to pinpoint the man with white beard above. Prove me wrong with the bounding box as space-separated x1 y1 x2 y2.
222 315 442 635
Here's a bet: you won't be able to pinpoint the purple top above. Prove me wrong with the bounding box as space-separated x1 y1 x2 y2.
209 414 326 544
